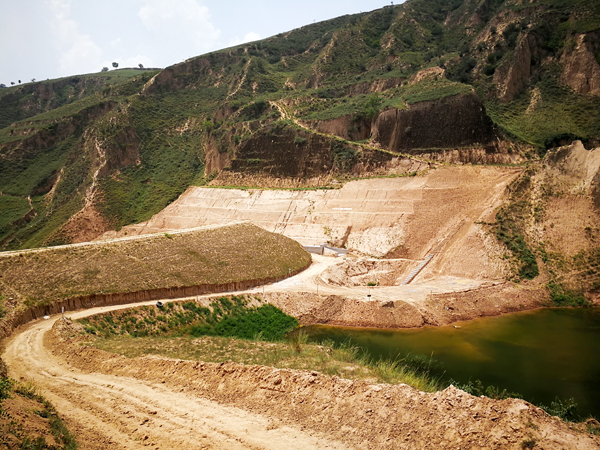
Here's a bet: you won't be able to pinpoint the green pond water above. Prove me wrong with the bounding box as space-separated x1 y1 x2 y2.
301 307 600 419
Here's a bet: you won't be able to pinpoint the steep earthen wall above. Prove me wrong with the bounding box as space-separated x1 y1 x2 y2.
372 93 497 152
0 265 309 340
561 32 600 96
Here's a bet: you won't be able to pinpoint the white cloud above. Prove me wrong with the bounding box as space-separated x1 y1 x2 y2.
48 0 103 75
138 0 220 55
110 38 122 47
227 31 261 48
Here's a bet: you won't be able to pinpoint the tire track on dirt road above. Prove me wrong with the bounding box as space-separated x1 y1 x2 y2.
4 303 350 450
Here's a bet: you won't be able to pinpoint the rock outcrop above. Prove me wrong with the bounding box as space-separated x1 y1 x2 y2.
493 32 538 102
561 32 600 96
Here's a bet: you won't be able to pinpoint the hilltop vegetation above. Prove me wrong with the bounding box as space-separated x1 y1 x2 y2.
0 0 599 250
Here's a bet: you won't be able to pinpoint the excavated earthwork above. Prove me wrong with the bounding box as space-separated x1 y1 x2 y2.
4 161 600 448
3 309 598 450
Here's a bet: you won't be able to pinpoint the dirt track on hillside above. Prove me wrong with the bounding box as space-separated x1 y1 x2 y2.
0 253 574 449
5 309 350 450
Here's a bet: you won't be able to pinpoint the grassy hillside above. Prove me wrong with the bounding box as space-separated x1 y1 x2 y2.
0 0 599 250
0 68 159 129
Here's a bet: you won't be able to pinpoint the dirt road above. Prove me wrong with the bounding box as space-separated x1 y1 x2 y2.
4 303 350 450
2 250 544 449
5 296 598 450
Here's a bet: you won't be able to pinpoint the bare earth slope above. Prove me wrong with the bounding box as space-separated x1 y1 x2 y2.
103 166 519 274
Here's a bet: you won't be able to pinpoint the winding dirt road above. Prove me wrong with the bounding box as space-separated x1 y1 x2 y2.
2 251 499 449
3 253 598 449
4 300 351 449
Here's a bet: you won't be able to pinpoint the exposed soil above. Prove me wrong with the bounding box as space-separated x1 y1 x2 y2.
1 395 61 448
321 258 420 286
103 166 520 267
262 276 548 329
3 148 599 448
4 312 598 450
0 223 310 307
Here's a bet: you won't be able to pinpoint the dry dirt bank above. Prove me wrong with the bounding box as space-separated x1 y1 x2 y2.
262 281 549 329
1 263 595 449
36 318 600 450
102 166 520 266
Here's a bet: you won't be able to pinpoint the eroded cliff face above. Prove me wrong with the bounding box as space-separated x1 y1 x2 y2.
306 114 372 142
230 127 335 178
204 136 232 175
224 124 430 180
372 92 497 152
3 101 117 158
561 32 600 96
492 32 539 103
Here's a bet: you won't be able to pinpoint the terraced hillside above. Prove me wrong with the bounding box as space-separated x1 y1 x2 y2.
105 165 518 280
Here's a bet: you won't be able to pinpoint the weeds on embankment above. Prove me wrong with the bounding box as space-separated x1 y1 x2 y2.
79 296 600 426
81 295 442 393
454 379 600 427
0 374 78 449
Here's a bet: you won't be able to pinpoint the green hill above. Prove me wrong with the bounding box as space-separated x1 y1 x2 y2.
1 0 599 250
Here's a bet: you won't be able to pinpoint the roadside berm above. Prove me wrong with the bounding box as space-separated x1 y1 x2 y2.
42 318 599 449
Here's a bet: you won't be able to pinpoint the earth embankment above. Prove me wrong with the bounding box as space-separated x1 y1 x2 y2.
104 166 520 280
0 223 311 338
5 312 597 450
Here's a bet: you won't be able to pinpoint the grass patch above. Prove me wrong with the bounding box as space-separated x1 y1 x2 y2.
83 295 441 392
92 329 441 393
455 379 522 400
484 73 600 147
0 195 30 230
189 303 299 341
80 295 298 341
547 282 588 307
0 378 77 449
540 397 579 421
493 170 539 280
401 79 472 105
0 377 11 415
300 79 472 122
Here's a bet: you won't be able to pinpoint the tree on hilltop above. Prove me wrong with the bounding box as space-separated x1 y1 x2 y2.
112 62 118 68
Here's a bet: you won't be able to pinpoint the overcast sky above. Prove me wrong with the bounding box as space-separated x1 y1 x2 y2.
0 0 400 86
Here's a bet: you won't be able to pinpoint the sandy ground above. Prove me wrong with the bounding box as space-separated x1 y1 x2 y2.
1 252 572 449
5 160 598 448
4 305 350 450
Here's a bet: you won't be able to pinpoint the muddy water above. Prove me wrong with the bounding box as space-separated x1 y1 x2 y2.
303 307 600 419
